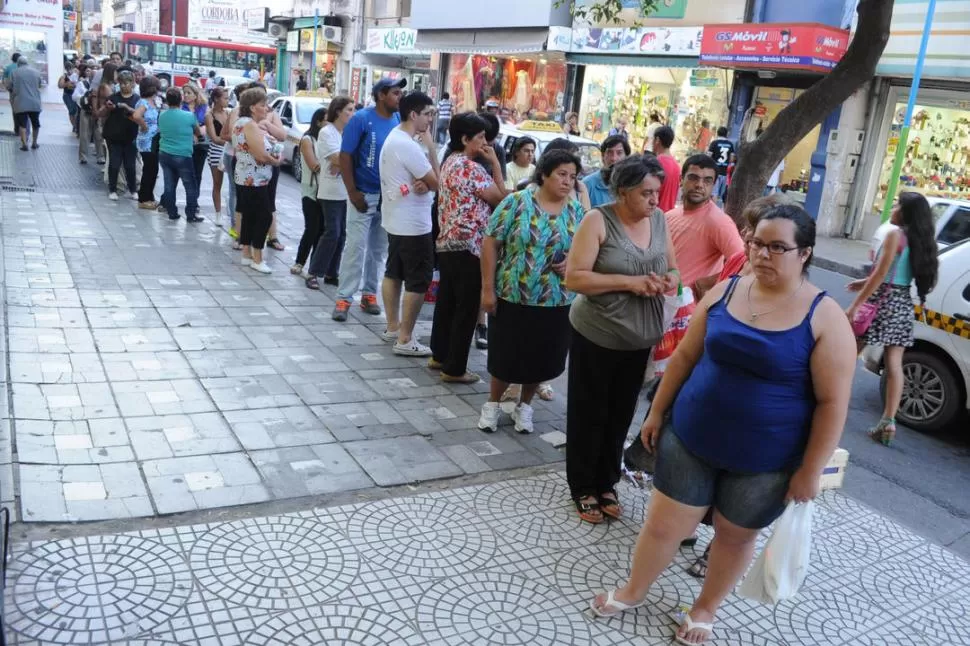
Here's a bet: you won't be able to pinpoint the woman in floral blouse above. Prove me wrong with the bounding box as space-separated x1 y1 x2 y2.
478 149 585 434
429 112 508 383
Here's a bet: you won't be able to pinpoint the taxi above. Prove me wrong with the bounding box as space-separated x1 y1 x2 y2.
862 238 970 431
496 120 602 177
269 94 331 182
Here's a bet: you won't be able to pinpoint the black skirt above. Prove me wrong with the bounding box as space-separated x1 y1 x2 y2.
487 299 571 384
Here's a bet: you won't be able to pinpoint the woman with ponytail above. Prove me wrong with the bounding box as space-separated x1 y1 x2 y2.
846 191 939 446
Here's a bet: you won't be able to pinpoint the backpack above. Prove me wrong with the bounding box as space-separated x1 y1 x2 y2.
78 80 94 113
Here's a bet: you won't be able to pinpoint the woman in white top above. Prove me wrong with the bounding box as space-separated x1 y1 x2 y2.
305 96 355 290
505 136 536 190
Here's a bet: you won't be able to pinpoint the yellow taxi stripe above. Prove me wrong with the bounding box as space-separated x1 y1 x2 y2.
914 305 970 340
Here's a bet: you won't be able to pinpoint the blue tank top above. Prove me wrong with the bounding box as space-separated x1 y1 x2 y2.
671 276 826 473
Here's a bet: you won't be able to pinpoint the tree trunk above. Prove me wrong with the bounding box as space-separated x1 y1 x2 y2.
723 0 895 222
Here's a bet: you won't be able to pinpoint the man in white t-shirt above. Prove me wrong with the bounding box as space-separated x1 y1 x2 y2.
378 91 440 356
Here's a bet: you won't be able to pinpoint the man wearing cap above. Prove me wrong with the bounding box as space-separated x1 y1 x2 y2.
332 77 404 321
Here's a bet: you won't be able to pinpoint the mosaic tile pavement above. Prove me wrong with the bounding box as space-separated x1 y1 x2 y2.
5 473 969 645
0 190 572 523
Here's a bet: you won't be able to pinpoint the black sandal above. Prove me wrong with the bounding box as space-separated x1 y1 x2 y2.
305 276 320 290
686 545 710 579
598 491 622 520
575 497 603 524
267 238 285 251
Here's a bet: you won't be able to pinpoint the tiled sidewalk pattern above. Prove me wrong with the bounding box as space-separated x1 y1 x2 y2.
0 191 569 522
5 473 969 645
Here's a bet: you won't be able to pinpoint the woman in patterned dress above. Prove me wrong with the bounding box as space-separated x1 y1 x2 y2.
477 149 585 435
846 191 939 446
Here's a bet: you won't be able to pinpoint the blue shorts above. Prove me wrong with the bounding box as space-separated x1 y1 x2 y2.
653 426 793 530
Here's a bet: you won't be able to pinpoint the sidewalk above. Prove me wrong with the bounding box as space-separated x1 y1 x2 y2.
813 236 870 278
4 472 968 645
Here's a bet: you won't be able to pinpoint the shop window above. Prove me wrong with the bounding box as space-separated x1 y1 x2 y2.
938 208 970 246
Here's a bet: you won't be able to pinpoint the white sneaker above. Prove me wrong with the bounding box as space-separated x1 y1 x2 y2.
241 257 253 267
108 192 119 201
128 192 138 201
478 402 501 433
380 329 398 342
512 402 534 434
250 261 272 274
393 339 432 357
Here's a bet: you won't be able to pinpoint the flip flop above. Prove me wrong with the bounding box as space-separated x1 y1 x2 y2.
589 589 646 618
674 613 714 645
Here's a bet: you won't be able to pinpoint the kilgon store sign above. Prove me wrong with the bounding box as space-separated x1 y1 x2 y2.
366 27 417 54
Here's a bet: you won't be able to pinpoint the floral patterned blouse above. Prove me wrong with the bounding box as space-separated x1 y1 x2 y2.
485 188 584 308
232 117 273 187
436 153 494 257
135 97 159 153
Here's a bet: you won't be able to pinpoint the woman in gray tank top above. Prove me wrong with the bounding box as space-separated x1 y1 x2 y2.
565 155 680 524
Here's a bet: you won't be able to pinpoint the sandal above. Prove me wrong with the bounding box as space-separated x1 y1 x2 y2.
537 383 554 401
305 276 320 290
589 589 645 618
575 497 603 524
267 238 285 251
500 384 521 402
598 491 622 520
686 545 710 579
675 613 715 645
867 418 895 447
232 241 243 251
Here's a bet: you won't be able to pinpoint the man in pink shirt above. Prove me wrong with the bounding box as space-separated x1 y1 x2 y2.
651 125 680 212
665 154 745 298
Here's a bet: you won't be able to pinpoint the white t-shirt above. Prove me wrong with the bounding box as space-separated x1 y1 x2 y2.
378 126 434 236
316 123 347 201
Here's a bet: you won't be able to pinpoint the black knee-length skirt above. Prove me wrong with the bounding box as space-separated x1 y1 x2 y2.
487 299 571 384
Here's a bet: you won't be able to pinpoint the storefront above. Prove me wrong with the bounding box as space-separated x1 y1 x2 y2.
284 26 341 96
442 52 568 122
0 0 65 103
699 22 849 210
364 27 436 100
567 26 728 155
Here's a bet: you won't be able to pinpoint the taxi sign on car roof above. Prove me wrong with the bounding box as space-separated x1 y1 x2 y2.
517 120 564 133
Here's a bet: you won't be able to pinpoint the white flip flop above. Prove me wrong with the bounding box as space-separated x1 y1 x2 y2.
588 589 646 618
674 613 715 645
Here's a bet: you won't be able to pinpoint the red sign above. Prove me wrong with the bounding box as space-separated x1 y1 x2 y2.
700 23 850 74
349 67 362 104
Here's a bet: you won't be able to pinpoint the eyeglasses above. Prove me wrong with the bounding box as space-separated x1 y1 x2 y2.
746 239 801 255
685 173 716 186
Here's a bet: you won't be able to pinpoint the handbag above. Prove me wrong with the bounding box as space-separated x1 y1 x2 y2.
851 232 906 337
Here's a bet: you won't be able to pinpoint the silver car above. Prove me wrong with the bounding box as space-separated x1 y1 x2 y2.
270 95 331 182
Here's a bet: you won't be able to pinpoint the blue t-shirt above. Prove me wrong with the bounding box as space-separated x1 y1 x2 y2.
157 109 197 158
583 171 612 209
340 106 400 194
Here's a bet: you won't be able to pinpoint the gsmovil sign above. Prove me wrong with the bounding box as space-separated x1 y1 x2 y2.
715 30 769 42
700 22 850 74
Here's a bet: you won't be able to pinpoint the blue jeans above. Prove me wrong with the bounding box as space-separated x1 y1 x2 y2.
336 192 388 302
714 174 728 203
159 151 199 219
307 199 347 279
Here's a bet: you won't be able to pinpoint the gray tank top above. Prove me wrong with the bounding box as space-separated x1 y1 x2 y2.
569 204 669 351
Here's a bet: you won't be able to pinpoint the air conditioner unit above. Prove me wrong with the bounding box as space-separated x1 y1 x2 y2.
322 26 343 43
267 23 287 39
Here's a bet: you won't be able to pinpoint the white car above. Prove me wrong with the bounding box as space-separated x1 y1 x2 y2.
862 238 970 431
496 120 602 177
929 197 970 248
270 95 331 182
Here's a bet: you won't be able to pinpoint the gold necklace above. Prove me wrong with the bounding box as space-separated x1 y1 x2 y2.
745 278 805 322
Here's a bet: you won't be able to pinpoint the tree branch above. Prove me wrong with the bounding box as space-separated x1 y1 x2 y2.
724 0 895 221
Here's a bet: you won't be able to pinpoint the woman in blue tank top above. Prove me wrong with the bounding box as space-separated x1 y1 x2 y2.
589 205 857 645
846 192 939 446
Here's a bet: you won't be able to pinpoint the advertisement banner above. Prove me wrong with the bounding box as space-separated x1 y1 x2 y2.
349 66 362 104
0 0 61 30
366 27 417 54
299 28 327 52
187 0 271 43
700 23 849 73
570 26 702 56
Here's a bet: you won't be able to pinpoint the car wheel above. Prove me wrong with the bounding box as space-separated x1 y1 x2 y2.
292 149 302 182
882 350 962 432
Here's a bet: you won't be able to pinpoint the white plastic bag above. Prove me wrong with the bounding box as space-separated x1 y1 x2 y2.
739 501 813 604
645 285 695 380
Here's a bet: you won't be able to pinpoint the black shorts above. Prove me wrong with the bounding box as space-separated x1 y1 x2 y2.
385 233 434 294
15 112 40 130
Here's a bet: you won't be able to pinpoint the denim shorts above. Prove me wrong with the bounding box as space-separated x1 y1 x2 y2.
652 426 793 530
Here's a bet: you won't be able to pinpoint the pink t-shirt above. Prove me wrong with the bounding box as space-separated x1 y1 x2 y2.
666 200 744 287
657 153 681 213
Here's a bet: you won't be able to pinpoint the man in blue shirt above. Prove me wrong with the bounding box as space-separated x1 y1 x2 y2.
582 134 630 208
332 77 404 321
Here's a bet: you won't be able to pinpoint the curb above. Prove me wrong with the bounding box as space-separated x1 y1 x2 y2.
813 255 866 279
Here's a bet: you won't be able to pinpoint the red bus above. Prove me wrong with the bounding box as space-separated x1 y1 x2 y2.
118 32 277 88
